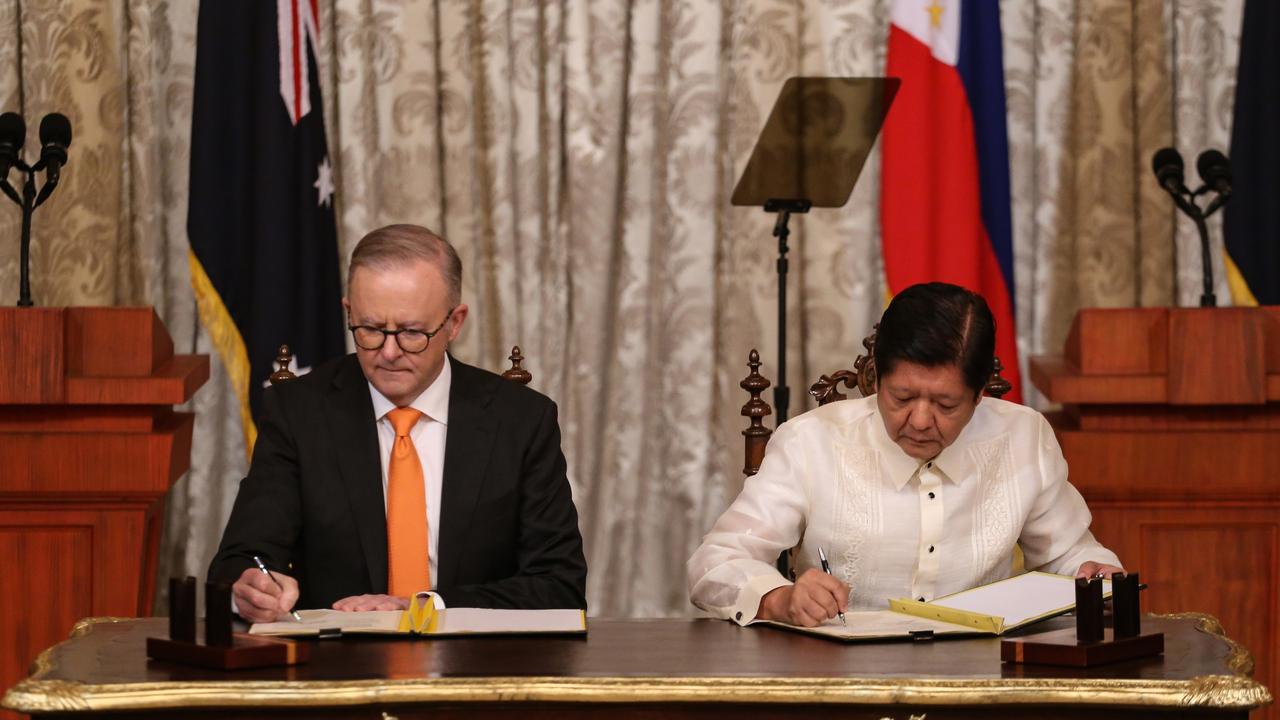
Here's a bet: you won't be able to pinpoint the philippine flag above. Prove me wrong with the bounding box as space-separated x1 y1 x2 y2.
881 0 1021 403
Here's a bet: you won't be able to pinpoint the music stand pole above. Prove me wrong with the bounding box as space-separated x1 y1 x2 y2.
765 199 811 424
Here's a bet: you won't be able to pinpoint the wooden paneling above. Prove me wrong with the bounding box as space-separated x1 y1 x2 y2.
65 307 173 377
0 406 163 433
0 308 65 404
64 356 210 404
1036 307 1280 720
0 525 93 715
1030 357 1169 403
1088 507 1278 720
1061 431 1280 501
0 413 194 495
1064 307 1168 375
1069 404 1280 431
1168 309 1267 405
0 307 208 720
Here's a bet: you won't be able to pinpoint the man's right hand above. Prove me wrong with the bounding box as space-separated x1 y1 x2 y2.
756 568 850 627
231 566 299 623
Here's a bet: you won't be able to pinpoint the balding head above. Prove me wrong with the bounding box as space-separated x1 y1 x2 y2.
347 224 463 305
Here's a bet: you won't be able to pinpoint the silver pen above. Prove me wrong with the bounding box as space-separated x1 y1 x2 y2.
252 555 304 622
817 547 847 626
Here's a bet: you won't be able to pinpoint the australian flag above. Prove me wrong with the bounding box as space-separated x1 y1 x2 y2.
187 0 346 450
1224 0 1280 306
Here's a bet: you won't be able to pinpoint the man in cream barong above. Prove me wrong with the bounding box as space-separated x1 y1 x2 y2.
688 283 1122 628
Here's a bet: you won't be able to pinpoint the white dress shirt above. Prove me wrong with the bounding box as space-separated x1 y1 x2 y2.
688 395 1120 625
368 355 451 588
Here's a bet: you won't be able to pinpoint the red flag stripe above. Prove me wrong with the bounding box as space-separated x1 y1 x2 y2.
881 24 1023 402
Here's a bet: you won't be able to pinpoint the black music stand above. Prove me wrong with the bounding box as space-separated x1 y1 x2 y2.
731 77 899 423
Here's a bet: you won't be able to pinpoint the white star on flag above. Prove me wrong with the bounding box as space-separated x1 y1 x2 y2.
314 156 334 207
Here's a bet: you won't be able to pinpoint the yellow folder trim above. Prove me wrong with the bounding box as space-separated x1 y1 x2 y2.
889 597 1004 634
891 572 1113 636
1224 252 1260 307
188 249 257 458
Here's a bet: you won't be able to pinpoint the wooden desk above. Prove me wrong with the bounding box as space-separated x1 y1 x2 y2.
2 615 1270 719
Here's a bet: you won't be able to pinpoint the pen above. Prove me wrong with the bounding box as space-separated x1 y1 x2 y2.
252 555 303 622
817 547 846 626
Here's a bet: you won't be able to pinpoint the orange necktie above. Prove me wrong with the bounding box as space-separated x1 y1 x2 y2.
386 407 430 596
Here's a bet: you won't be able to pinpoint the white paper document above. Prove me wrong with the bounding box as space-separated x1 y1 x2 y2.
756 572 1111 642
923 572 1112 630
250 607 586 637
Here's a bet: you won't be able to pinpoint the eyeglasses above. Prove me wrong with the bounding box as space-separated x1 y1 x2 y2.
348 307 456 354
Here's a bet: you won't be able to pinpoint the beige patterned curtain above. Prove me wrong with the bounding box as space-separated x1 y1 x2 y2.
0 0 1243 617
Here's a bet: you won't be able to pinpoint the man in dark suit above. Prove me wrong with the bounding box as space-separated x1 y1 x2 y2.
209 224 587 622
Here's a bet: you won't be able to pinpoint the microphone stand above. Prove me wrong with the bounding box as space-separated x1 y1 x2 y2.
2 155 59 308
1191 211 1215 308
1163 184 1228 308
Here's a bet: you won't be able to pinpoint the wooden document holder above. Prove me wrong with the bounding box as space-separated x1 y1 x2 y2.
146 578 309 671
1002 573 1163 667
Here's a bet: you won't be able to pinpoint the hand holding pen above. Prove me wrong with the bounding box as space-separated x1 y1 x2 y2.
818 547 847 626
253 556 304 622
757 550 850 627
228 556 302 624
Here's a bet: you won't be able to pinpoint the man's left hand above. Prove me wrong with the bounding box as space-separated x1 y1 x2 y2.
1076 561 1124 579
332 594 410 612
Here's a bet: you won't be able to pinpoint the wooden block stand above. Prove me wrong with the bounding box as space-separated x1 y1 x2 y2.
1002 627 1164 668
146 634 309 671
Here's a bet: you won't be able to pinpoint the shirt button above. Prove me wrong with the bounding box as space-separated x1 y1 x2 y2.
929 545 935 553
926 462 933 468
928 492 936 499
735 611 743 620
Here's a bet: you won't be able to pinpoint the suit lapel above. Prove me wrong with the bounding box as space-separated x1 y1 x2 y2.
437 357 499 588
326 357 388 592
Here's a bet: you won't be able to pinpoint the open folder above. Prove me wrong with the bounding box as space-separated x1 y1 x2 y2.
756 572 1111 642
249 593 587 638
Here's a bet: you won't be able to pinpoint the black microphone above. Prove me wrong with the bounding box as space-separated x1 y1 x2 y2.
1152 147 1187 195
1196 149 1231 195
0 112 24 181
1152 146 1215 306
36 112 71 186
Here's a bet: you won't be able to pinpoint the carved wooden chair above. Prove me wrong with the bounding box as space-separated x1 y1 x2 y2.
268 345 534 386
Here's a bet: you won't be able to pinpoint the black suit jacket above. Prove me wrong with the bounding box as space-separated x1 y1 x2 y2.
208 354 587 610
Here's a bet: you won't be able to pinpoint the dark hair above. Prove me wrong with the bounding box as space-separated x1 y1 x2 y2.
873 282 996 397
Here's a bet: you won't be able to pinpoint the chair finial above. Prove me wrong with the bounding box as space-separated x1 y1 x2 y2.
501 345 533 385
985 356 1013 398
269 344 297 385
741 349 773 476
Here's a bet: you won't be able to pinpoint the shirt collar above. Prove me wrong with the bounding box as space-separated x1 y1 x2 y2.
868 398 975 490
367 354 452 425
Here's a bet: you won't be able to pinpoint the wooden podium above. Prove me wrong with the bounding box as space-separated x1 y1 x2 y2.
1031 307 1280 719
0 307 208 714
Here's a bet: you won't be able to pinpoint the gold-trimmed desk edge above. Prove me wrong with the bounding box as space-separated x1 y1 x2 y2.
2 614 1272 714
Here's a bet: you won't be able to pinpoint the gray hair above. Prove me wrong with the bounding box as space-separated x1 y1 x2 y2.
347 224 463 305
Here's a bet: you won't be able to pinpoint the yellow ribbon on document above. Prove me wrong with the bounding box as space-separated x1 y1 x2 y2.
398 592 441 634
